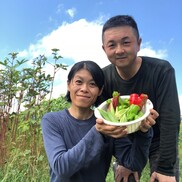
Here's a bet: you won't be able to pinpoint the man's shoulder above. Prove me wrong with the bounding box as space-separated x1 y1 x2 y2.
141 56 172 68
102 64 115 73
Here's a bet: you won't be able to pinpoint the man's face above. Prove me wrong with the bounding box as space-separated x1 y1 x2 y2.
102 26 141 69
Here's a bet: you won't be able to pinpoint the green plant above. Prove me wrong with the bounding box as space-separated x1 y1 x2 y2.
0 49 68 180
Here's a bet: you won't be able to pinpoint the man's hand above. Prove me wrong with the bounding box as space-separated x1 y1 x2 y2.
150 171 176 182
139 109 159 132
115 165 139 182
95 118 128 138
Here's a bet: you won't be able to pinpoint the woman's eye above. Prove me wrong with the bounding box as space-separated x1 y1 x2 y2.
89 82 97 87
75 80 82 84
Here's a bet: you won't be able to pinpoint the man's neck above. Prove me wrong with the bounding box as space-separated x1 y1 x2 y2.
116 57 142 80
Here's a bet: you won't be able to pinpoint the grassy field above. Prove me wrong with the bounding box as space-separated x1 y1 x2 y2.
0 124 181 181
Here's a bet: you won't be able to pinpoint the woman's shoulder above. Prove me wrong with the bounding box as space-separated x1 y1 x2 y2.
42 109 68 123
41 109 70 133
44 109 66 117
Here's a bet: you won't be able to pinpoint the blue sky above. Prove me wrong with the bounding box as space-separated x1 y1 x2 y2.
0 0 182 111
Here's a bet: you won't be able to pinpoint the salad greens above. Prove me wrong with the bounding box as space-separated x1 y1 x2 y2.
98 91 148 123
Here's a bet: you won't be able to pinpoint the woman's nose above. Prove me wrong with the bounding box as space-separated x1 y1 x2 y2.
80 84 88 92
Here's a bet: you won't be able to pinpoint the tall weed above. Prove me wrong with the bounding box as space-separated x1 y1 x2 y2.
0 50 68 181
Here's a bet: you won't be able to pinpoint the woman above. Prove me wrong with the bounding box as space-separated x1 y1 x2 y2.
41 60 155 182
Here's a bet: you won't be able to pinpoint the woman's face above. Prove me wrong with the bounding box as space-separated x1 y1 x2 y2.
67 69 102 109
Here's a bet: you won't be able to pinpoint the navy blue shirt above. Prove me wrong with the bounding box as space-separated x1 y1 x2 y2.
41 109 153 182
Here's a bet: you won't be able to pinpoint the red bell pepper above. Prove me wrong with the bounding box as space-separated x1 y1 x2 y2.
129 93 148 110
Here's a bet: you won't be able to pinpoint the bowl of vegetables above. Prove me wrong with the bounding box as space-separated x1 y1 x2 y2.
94 91 153 134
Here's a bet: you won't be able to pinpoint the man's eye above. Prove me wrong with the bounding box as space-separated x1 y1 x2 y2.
123 41 130 45
108 43 115 48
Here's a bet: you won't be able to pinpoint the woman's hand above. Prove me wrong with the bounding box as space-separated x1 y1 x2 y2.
95 118 128 138
139 109 159 132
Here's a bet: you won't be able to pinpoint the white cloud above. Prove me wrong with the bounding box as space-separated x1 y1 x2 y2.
18 18 181 114
19 18 109 68
18 50 28 57
66 8 76 18
139 42 168 59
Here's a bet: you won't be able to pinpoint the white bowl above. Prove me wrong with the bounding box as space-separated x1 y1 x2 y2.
94 95 153 134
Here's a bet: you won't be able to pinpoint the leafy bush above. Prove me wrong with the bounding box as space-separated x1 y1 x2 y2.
0 50 68 181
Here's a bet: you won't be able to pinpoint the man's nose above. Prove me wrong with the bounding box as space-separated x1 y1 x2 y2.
115 44 124 54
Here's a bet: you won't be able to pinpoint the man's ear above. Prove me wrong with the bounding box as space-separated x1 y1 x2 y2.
102 45 105 51
137 37 142 52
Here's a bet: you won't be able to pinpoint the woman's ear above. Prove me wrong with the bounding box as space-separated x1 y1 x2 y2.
98 86 104 96
67 81 70 92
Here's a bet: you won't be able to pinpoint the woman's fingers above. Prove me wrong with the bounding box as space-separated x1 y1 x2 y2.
95 118 128 138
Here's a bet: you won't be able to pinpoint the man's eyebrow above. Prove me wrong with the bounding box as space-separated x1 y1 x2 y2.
121 36 130 40
107 40 114 43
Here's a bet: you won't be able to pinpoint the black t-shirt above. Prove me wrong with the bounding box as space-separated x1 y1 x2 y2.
101 56 181 175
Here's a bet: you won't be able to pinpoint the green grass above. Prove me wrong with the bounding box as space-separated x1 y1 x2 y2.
0 124 181 181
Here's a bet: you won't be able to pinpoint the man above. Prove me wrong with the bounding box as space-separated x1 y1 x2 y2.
99 15 180 182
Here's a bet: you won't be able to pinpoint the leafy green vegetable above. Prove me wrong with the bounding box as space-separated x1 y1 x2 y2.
98 92 147 123
98 109 118 122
